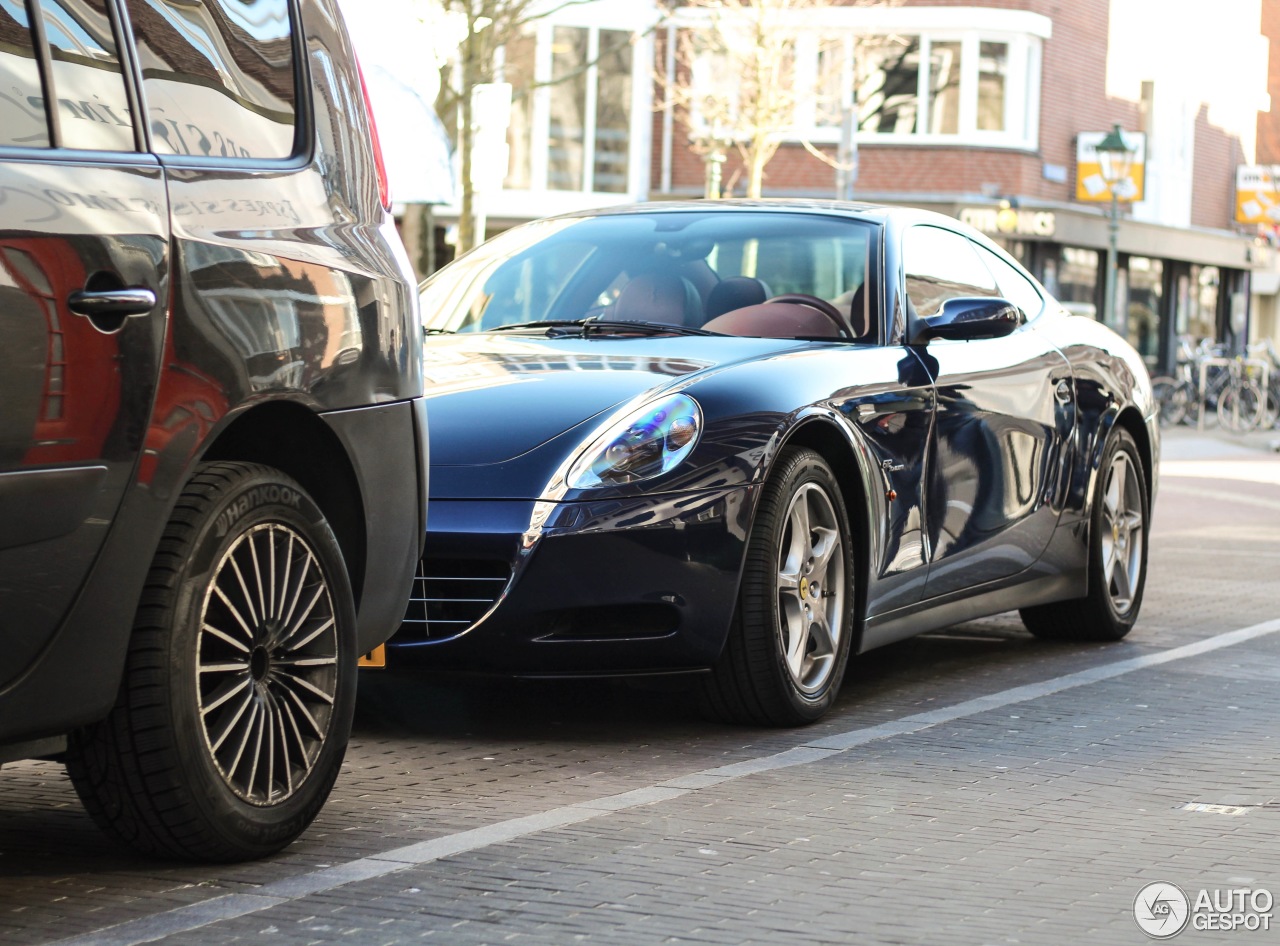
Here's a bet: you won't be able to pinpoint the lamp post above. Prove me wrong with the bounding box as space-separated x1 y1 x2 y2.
1096 123 1135 331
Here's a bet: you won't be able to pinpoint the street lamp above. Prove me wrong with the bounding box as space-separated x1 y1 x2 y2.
1096 123 1136 331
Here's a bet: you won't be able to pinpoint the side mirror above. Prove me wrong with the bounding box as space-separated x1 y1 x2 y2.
909 296 1024 345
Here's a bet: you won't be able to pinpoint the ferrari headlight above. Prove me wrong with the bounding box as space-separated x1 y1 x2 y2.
567 394 702 489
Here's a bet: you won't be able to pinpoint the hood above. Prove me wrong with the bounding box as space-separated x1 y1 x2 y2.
422 332 803 466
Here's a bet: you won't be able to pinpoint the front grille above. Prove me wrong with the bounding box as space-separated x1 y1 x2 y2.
397 558 511 643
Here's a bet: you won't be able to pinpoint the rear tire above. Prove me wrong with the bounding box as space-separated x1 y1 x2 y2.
66 462 356 861
1020 428 1147 642
701 448 855 726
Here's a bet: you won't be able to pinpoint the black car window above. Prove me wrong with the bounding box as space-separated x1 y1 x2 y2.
39 0 136 151
975 243 1045 319
903 225 999 318
127 0 296 159
0 0 50 147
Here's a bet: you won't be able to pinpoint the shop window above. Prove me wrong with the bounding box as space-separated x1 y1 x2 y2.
1177 264 1218 343
1056 247 1100 319
1126 256 1163 368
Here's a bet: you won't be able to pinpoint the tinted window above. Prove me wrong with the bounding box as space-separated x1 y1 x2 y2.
40 0 135 151
903 225 998 318
0 0 50 146
975 244 1044 318
129 0 296 159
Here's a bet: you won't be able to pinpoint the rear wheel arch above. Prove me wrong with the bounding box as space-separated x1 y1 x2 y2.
200 403 367 610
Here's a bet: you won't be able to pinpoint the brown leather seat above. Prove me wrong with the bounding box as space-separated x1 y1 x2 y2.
610 273 704 327
701 301 845 338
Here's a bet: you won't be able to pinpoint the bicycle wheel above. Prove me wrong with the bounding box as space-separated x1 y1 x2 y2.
1218 382 1264 432
1151 376 1188 427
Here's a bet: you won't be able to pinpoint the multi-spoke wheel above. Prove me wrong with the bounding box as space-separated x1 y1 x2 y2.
66 463 356 861
702 448 855 726
1020 427 1148 641
199 523 339 806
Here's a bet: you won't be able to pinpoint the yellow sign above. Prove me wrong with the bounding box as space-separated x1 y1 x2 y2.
1235 166 1280 224
1075 131 1146 202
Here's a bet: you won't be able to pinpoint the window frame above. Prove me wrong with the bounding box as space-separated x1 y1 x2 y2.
0 0 310 168
123 0 313 171
489 5 655 218
678 6 1046 152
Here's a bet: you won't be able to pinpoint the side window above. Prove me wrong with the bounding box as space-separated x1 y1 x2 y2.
903 225 998 318
128 0 296 159
976 244 1045 319
39 0 136 151
0 0 50 146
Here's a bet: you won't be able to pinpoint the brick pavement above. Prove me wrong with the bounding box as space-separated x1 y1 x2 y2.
1 429 1277 945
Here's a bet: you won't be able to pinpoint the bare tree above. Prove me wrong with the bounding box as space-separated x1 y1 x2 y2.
658 0 901 199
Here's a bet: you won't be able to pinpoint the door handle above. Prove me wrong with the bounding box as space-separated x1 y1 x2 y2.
67 287 157 319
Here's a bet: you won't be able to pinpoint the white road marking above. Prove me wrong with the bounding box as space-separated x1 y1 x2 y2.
50 617 1280 946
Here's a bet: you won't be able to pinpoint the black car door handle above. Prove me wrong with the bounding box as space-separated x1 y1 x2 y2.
67 287 157 319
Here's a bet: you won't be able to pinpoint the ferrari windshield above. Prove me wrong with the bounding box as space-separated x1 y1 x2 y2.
419 211 876 339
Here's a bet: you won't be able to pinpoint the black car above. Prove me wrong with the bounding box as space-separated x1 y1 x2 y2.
391 202 1157 727
0 0 426 860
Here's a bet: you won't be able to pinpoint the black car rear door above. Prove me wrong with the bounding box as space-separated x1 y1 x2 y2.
0 0 168 690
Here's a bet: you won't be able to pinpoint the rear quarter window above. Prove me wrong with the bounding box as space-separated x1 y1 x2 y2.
127 0 297 160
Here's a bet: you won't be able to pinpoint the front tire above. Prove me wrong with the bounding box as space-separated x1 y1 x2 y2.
1020 428 1148 642
701 448 855 726
66 462 357 861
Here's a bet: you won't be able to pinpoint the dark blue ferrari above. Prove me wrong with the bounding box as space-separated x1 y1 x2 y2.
386 201 1158 726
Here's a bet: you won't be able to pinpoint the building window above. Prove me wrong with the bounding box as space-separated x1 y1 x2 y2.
699 12 1045 151
502 22 641 199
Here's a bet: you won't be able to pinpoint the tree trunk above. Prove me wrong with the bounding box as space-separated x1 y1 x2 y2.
456 19 477 254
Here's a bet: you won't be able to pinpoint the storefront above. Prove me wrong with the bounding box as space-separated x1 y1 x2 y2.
944 201 1264 374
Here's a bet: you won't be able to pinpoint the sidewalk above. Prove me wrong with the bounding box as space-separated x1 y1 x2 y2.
1159 423 1280 462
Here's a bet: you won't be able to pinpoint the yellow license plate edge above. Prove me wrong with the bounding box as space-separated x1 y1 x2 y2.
358 644 387 668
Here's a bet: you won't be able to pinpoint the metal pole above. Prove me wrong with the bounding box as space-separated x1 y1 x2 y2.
1104 194 1119 330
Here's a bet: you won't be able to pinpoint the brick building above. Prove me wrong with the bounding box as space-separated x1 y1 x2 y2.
428 0 1272 369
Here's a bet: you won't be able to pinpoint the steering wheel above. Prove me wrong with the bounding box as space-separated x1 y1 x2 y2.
765 294 849 337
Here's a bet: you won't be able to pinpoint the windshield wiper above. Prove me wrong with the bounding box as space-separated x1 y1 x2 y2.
488 319 588 332
580 320 719 337
488 318 720 337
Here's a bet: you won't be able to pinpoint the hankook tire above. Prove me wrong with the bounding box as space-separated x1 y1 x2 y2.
66 462 356 861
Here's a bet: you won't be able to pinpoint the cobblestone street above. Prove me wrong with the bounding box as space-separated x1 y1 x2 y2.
2 429 1278 946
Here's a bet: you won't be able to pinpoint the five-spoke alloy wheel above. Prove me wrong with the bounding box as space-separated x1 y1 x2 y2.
703 447 856 726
